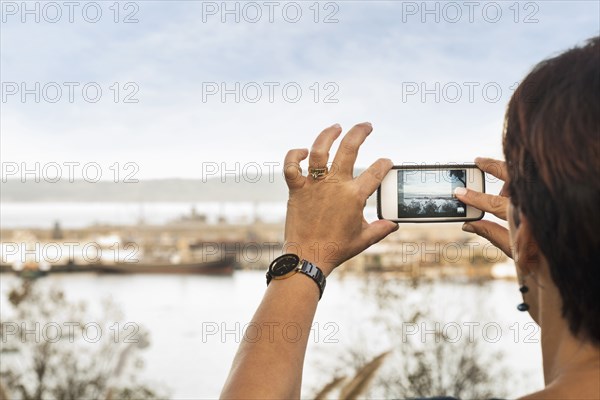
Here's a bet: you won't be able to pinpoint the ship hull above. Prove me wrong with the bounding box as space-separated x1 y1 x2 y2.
96 259 234 275
0 259 234 276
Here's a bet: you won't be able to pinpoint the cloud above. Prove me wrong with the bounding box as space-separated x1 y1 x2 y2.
1 1 598 178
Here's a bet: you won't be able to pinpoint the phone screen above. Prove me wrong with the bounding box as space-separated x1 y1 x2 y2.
397 169 467 218
378 164 484 223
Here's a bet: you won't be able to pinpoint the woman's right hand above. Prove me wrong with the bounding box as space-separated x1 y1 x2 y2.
454 157 513 258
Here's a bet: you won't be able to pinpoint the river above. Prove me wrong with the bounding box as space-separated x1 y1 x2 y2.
0 271 544 398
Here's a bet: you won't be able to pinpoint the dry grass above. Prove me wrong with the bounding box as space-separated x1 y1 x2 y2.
314 351 391 400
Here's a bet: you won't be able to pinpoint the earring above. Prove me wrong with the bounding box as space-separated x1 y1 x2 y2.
517 283 529 312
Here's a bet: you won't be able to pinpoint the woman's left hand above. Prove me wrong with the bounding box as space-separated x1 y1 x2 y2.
455 157 513 258
282 122 399 276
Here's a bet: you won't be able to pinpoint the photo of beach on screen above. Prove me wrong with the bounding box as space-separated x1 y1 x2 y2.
397 169 467 218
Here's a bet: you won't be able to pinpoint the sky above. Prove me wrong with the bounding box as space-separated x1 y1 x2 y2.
1 0 599 180
400 169 463 196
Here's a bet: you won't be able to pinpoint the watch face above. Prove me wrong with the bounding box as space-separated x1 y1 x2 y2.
270 254 300 277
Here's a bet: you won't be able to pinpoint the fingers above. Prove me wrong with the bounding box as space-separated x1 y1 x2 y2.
455 187 508 220
355 158 393 199
284 148 309 190
331 122 373 178
361 219 399 247
463 220 512 258
308 123 343 170
460 158 512 258
475 157 508 182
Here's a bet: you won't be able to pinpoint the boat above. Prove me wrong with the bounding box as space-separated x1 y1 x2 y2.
96 258 235 275
0 258 235 276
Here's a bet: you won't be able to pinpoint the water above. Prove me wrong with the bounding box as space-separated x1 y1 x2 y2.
0 271 544 398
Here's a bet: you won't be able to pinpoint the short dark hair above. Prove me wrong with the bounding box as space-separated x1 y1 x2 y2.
503 37 599 345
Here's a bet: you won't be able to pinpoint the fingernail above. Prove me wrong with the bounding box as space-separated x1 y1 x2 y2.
454 187 467 196
363 121 372 127
331 123 341 129
462 223 475 233
393 223 400 232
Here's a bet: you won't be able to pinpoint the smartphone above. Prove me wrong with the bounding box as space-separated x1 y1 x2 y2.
377 164 485 223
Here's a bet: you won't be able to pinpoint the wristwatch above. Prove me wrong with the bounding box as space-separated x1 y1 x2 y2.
266 254 326 299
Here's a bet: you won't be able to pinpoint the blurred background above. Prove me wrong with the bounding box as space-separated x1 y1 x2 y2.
1 1 598 398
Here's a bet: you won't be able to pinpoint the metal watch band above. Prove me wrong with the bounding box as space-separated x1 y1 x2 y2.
297 259 326 300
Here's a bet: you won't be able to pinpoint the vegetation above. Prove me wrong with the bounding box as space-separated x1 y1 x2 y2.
312 276 511 399
399 198 463 217
0 280 166 400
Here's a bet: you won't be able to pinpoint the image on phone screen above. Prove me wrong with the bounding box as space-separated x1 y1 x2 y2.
397 169 467 218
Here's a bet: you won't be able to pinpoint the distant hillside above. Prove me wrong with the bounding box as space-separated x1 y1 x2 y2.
0 177 289 202
0 167 375 202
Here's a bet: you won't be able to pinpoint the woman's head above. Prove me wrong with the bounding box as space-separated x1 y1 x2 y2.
503 37 599 345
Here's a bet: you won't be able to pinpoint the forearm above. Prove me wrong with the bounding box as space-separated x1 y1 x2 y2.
221 122 398 398
220 273 320 399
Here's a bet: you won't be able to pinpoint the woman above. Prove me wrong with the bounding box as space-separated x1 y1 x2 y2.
221 37 599 399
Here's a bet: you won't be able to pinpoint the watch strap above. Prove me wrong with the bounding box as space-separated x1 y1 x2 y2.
297 259 326 299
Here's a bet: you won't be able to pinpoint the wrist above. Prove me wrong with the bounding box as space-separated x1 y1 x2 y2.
282 241 340 276
267 253 327 299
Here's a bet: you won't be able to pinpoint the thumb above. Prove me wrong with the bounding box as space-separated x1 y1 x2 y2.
362 220 399 247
